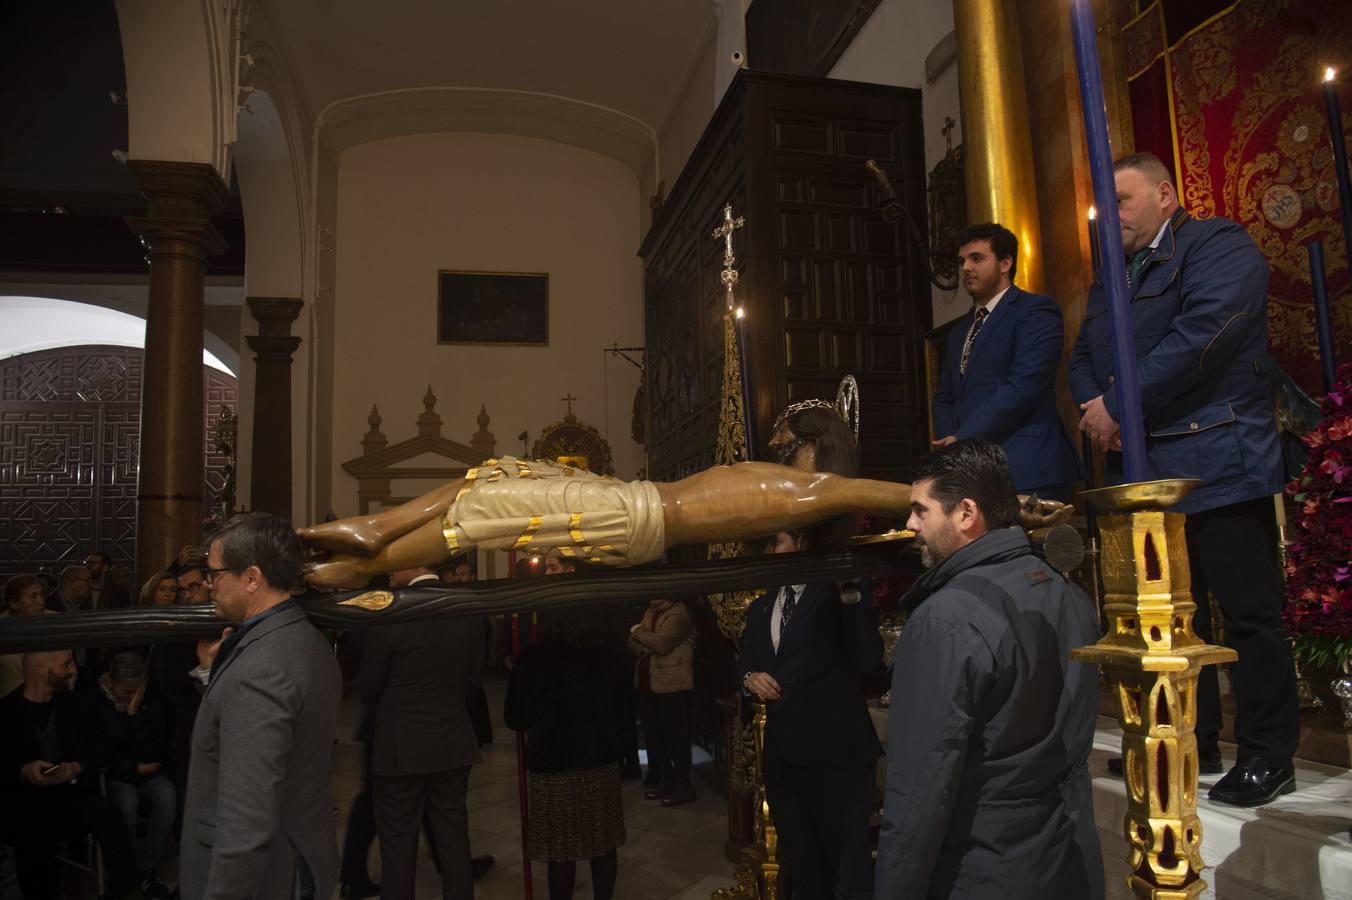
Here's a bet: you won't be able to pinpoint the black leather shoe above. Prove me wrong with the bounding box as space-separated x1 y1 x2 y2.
1208 757 1295 807
340 881 381 899
644 787 666 800
472 855 495 879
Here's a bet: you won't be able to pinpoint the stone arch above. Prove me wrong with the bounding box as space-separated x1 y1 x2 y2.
114 0 244 178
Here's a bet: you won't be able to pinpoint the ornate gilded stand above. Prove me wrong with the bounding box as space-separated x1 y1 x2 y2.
1071 479 1236 899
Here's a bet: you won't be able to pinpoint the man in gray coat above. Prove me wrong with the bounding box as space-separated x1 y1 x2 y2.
876 441 1103 899
181 512 341 900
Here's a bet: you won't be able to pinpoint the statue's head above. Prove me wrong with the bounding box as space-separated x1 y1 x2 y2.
769 405 859 477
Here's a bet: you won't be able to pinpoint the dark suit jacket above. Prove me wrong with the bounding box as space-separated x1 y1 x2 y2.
180 604 341 900
932 285 1082 492
356 578 484 777
736 581 882 772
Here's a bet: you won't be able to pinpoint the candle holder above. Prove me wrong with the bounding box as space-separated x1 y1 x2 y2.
1071 478 1236 899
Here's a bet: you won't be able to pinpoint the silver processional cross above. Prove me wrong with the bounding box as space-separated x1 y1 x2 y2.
712 203 745 308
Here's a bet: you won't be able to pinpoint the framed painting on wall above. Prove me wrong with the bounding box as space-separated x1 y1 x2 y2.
436 270 549 345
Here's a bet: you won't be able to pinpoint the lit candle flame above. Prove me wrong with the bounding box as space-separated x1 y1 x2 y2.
1088 205 1097 221
735 307 745 319
1327 67 1338 83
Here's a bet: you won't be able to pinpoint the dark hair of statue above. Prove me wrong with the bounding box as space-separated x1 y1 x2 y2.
209 511 306 593
956 222 1019 282
913 439 1021 530
782 406 859 477
4 574 41 609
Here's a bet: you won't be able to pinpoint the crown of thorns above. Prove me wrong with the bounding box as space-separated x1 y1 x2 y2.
771 375 860 444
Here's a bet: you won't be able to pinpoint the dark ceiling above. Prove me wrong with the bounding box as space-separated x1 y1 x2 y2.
0 0 243 275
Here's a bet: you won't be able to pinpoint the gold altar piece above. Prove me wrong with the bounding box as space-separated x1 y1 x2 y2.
713 700 780 900
1071 478 1234 899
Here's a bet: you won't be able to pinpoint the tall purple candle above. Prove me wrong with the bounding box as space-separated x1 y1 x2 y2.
1308 240 1338 393
1069 0 1147 482
1324 68 1352 276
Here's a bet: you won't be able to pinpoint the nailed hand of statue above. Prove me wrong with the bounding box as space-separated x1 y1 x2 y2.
1018 495 1074 530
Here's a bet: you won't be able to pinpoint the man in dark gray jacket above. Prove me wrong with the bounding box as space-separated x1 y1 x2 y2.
358 563 485 899
875 441 1103 899
182 512 341 900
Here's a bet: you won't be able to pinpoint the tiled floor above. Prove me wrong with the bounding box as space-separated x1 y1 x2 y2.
336 674 738 899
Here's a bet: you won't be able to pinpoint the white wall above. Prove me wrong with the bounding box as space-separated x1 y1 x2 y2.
330 132 645 517
829 0 967 326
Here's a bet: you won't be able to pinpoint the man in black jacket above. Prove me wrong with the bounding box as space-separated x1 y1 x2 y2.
876 440 1103 899
358 563 486 899
737 529 882 900
0 649 143 899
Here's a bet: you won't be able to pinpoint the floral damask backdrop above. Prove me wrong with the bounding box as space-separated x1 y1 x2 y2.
1122 0 1352 396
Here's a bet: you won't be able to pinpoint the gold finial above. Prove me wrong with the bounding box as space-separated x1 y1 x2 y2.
423 385 436 410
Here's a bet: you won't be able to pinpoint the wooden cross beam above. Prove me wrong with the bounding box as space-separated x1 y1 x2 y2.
0 541 924 653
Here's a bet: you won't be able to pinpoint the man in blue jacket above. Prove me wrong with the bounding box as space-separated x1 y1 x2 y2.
932 223 1081 500
1070 152 1298 807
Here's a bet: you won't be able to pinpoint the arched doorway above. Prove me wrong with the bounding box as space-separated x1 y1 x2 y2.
0 345 237 581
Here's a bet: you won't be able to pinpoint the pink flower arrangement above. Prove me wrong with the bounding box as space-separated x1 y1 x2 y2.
1283 362 1352 671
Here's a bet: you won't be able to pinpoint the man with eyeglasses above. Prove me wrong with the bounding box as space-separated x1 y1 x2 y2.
179 512 340 900
175 565 211 606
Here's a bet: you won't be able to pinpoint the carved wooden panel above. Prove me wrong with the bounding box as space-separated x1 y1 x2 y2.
641 72 931 484
0 346 237 580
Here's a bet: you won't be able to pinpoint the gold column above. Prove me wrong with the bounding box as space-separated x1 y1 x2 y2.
1073 480 1235 898
127 161 227 582
953 0 1046 294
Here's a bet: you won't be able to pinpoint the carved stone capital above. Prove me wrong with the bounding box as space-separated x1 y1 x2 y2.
245 334 303 364
127 160 229 220
246 297 304 337
125 216 227 259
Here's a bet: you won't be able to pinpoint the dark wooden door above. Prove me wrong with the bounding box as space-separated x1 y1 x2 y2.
0 346 237 580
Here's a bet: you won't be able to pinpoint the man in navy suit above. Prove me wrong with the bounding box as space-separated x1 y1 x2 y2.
736 529 882 900
932 223 1081 500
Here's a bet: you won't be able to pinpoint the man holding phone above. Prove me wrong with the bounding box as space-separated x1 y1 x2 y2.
0 649 145 898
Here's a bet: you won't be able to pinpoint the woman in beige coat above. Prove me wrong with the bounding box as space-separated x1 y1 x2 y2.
628 598 696 806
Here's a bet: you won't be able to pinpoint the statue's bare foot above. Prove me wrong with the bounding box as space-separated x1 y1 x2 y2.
1018 496 1074 530
303 555 379 591
297 519 383 557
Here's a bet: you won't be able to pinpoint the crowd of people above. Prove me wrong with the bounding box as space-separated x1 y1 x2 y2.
0 549 216 900
0 150 1301 900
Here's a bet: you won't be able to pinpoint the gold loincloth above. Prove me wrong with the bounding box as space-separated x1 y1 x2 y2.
441 457 665 566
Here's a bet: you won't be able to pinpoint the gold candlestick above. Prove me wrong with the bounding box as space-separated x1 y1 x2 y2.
1071 479 1236 899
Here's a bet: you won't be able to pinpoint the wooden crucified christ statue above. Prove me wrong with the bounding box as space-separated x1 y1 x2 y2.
300 405 1072 590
